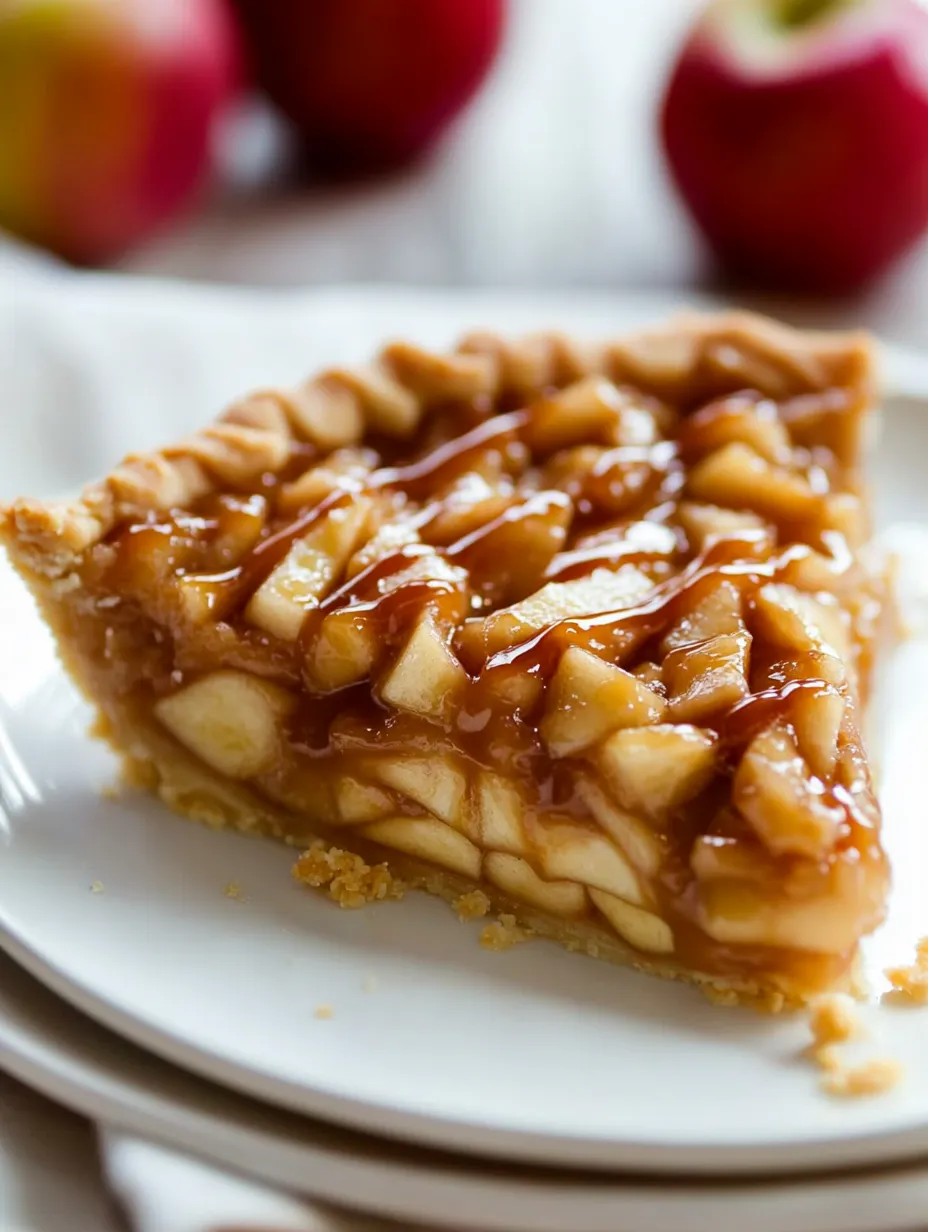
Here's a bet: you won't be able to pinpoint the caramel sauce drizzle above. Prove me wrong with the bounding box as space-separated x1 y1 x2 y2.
90 378 883 984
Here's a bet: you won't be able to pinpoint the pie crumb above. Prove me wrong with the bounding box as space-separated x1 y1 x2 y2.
820 1057 903 1098
90 880 104 895
293 843 405 909
224 880 244 901
454 890 491 921
884 936 928 1004
362 974 379 994
808 994 861 1049
480 913 532 952
314 1004 334 1020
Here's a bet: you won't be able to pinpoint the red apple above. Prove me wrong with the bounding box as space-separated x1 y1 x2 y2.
231 0 506 171
0 0 241 265
660 0 928 294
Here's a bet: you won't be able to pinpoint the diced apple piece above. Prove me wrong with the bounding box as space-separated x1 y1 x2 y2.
540 445 610 494
663 630 751 723
154 671 295 779
532 820 643 905
540 646 665 757
733 724 843 859
597 724 717 821
422 472 516 544
820 493 867 550
469 771 529 855
753 584 850 660
379 614 468 720
574 777 665 876
484 669 544 712
346 520 421 578
335 777 395 824
246 499 372 641
677 502 769 553
461 566 655 660
690 834 778 888
589 889 674 954
778 547 853 596
686 443 820 523
697 855 882 955
661 579 743 654
174 575 226 625
370 756 467 828
305 609 378 693
484 852 587 917
524 377 626 453
631 661 665 691
449 490 572 608
360 817 481 879
612 402 661 447
792 686 844 782
760 651 847 691
213 493 268 564
678 395 791 464
306 549 468 693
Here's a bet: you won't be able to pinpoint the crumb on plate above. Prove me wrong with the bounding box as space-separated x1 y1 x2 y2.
808 993 862 1050
820 1057 903 1098
292 843 405 909
223 880 244 901
314 1004 334 1020
453 889 491 922
89 880 104 895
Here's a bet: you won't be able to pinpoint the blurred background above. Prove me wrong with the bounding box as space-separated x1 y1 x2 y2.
5 0 928 346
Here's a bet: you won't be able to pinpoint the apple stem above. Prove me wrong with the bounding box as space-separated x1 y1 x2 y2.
772 0 854 29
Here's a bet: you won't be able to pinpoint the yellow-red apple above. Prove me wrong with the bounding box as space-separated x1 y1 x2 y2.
0 0 241 263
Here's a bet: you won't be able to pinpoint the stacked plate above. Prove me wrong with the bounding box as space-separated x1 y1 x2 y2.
4 285 928 1232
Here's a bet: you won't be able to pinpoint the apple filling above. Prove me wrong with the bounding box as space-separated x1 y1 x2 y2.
1 313 889 1002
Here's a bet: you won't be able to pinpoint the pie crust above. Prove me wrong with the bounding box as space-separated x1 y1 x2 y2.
1 311 890 1006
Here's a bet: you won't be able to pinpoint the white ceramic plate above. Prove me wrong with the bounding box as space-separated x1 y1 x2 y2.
3 288 928 1177
6 949 928 1232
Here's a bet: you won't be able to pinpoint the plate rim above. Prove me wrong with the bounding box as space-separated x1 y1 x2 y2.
3 949 928 1232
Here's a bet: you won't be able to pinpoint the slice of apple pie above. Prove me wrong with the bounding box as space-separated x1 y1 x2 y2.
1 311 890 1004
